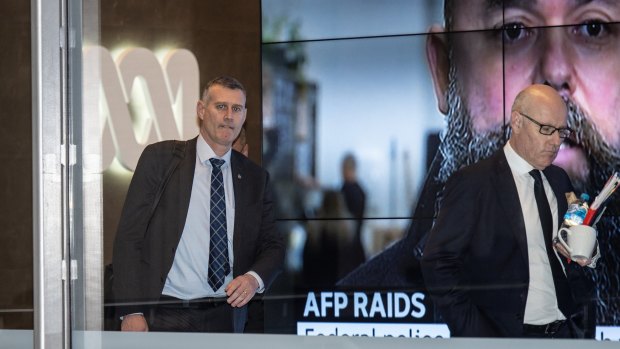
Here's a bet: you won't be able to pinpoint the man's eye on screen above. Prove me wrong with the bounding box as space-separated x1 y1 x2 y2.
576 20 607 37
498 22 533 44
571 20 618 48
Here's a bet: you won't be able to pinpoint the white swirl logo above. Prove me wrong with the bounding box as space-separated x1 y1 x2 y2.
83 46 199 172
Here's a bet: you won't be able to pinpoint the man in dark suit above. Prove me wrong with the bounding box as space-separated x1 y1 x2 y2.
112 76 285 333
421 84 597 338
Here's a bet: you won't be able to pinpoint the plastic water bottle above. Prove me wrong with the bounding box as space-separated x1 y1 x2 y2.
563 193 590 226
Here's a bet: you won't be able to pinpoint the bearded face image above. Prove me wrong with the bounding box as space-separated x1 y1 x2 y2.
436 57 620 325
436 63 506 185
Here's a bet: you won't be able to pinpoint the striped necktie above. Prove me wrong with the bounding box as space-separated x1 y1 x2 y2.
208 158 230 290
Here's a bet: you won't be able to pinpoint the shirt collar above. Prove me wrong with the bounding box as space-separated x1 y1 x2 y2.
197 135 231 168
504 141 535 176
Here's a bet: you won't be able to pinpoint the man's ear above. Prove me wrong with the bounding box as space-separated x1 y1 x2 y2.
196 100 205 118
511 110 522 133
426 24 450 114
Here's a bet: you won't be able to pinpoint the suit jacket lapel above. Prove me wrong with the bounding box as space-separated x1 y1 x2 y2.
177 137 197 238
231 152 246 259
491 151 529 264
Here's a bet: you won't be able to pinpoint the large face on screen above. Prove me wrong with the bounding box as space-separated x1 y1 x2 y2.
428 0 620 194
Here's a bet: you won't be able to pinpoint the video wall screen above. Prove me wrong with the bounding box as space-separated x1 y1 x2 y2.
261 0 620 339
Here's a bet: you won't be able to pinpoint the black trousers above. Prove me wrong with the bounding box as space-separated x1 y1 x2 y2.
149 295 234 333
522 320 572 339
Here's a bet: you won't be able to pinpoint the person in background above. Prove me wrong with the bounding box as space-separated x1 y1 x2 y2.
233 123 249 157
303 190 357 288
340 153 366 265
113 76 285 333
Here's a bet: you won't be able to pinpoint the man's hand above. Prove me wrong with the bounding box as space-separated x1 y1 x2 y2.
225 274 259 308
120 314 149 332
553 238 591 267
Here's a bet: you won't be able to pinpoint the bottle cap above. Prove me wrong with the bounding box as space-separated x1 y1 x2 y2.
580 193 590 201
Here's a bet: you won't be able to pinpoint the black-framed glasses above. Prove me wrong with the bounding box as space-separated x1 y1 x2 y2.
518 111 572 139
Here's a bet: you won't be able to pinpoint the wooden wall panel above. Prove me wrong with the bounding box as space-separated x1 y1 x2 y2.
100 0 263 264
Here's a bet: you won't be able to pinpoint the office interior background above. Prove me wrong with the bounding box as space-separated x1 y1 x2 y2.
2 0 620 347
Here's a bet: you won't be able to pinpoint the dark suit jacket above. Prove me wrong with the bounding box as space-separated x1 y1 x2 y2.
112 136 285 332
421 149 594 337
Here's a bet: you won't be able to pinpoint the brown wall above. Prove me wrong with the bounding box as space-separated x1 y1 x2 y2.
101 0 263 264
0 1 33 329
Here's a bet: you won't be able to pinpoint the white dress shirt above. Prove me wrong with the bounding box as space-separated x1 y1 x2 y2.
503 143 566 325
162 136 264 299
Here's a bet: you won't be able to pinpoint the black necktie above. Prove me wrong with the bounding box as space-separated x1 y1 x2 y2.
208 158 230 291
529 169 574 316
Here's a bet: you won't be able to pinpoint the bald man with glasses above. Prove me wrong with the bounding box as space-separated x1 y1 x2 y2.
421 84 598 338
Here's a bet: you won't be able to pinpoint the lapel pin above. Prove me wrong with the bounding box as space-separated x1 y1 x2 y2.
237 174 242 179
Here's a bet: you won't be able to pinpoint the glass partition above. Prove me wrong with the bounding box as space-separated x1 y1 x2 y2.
10 0 620 348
